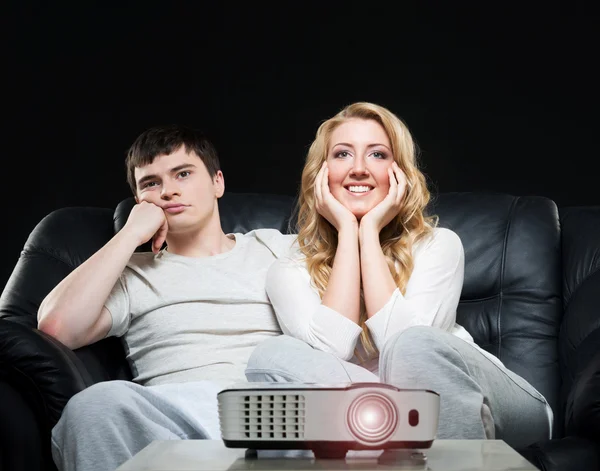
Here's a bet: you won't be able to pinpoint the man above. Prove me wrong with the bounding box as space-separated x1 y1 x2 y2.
38 124 295 471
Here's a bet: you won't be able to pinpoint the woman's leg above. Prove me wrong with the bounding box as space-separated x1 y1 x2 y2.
379 326 552 449
245 335 378 383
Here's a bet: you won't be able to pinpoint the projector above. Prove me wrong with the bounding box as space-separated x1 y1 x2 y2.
218 382 439 459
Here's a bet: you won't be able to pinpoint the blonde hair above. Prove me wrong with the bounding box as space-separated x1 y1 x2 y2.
295 102 437 360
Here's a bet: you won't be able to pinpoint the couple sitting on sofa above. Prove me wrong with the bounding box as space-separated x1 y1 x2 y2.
38 102 553 471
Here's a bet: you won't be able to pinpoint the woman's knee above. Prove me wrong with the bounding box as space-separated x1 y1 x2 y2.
380 326 463 383
247 335 310 371
382 326 454 359
246 335 330 383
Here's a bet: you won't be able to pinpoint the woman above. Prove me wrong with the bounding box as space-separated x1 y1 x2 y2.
246 102 552 448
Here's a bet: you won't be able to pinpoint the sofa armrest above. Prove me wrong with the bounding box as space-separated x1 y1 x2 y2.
0 380 47 471
518 436 600 471
564 335 600 443
0 319 101 428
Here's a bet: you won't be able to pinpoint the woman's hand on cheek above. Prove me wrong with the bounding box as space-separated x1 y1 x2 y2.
361 162 407 233
315 162 357 232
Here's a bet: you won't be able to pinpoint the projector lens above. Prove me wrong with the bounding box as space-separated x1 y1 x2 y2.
347 393 398 444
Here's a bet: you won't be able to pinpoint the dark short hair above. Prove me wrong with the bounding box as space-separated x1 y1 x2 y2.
125 124 221 194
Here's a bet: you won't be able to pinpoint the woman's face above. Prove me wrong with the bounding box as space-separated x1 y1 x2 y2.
326 118 394 219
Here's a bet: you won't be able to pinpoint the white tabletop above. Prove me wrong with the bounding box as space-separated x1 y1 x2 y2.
117 439 538 470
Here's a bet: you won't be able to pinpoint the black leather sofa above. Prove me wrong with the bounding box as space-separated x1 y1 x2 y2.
1 192 599 471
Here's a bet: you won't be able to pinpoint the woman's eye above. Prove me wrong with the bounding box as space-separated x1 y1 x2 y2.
372 151 386 159
336 151 350 158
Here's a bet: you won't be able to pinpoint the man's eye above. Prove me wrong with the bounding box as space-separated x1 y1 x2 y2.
143 181 158 188
178 171 191 178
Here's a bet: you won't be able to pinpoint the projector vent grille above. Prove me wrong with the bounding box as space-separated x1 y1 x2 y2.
242 394 306 439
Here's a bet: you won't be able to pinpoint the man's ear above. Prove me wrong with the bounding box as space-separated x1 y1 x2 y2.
134 195 139 204
214 170 225 199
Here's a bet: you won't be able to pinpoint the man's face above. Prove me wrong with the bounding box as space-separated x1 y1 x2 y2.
134 146 224 234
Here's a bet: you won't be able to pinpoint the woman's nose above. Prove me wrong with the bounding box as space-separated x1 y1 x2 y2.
350 155 369 175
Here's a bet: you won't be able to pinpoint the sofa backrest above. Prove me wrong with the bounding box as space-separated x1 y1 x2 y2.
0 207 116 328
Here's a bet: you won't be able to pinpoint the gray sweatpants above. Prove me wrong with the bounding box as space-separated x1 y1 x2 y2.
51 327 552 471
51 380 222 471
245 326 553 450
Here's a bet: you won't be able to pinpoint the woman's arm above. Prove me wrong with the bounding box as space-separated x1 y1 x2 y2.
321 224 361 324
358 162 407 318
266 256 363 360
314 162 362 325
359 222 398 318
363 228 465 350
267 161 363 359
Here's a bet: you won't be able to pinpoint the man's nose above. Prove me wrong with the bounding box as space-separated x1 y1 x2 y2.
161 180 181 198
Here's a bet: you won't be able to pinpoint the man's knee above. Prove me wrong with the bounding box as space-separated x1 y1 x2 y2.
57 380 139 431
52 381 145 470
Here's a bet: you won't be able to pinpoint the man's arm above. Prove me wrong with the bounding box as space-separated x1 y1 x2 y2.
38 201 168 349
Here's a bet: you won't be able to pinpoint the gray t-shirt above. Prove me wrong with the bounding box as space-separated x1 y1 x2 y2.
105 229 296 389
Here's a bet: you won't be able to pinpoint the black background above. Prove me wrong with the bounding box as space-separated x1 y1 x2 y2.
3 2 597 290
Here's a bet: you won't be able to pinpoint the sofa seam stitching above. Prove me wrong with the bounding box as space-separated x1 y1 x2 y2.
498 196 519 360
20 247 77 270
